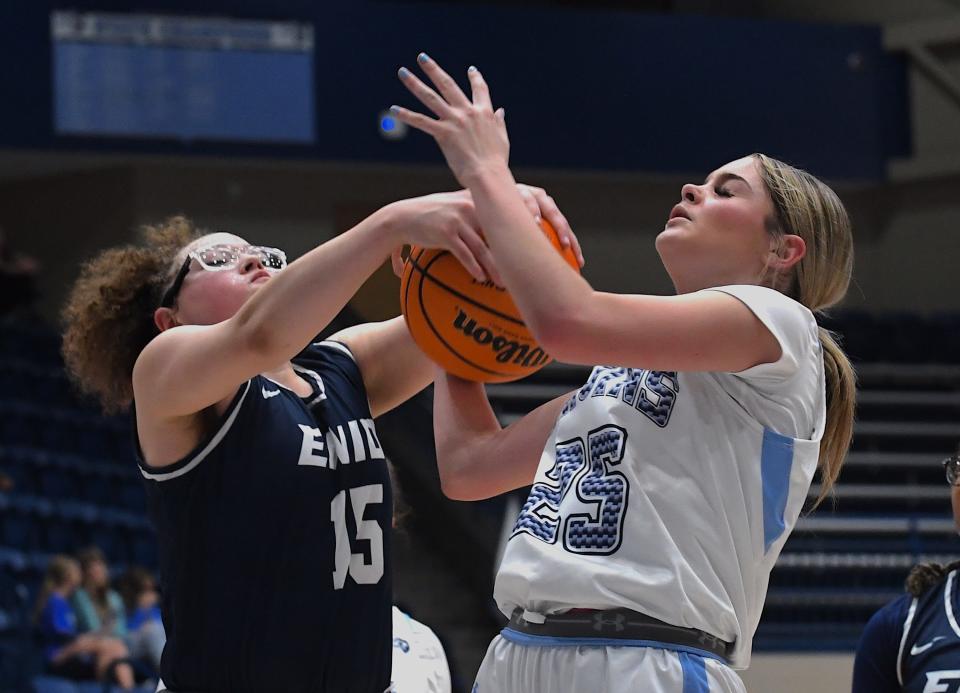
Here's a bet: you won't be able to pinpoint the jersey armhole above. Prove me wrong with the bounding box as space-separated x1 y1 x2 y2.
314 339 358 363
135 380 252 482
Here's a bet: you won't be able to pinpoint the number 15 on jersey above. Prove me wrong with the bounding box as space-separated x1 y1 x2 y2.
330 483 384 589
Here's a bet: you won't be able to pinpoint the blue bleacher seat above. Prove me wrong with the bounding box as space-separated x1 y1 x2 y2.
43 516 79 555
31 676 83 693
75 683 105 693
0 546 27 574
39 467 75 501
2 506 40 552
78 469 107 508
129 531 157 568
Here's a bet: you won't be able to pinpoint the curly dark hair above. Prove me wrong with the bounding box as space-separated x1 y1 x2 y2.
906 560 960 597
61 216 201 414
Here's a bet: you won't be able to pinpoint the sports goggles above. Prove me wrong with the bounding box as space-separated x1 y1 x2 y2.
159 243 287 308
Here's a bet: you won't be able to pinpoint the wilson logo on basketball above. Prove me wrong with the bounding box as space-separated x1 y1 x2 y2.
452 309 550 367
400 220 578 382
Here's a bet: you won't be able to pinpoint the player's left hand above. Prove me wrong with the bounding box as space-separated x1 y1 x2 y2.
391 53 510 188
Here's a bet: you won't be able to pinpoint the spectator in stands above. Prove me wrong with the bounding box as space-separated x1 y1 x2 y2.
34 554 135 689
853 443 960 692
60 190 577 691
72 546 126 639
117 565 165 671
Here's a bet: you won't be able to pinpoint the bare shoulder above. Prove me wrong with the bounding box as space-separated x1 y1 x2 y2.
133 328 243 468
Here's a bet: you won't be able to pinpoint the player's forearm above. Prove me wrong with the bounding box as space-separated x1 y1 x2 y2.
464 165 594 346
433 372 503 499
335 318 437 418
233 205 401 363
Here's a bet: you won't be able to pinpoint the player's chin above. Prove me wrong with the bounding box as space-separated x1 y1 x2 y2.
654 226 691 261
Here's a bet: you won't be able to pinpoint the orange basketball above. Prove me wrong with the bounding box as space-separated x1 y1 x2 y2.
400 219 580 383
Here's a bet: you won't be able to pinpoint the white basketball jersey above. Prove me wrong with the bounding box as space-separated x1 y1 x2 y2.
495 285 826 669
390 607 451 693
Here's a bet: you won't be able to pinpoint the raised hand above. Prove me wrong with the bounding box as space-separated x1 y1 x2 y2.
391 54 585 269
391 53 510 189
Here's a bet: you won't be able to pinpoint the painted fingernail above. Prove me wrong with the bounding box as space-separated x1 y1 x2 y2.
398 67 410 78
468 65 477 73
418 53 430 64
389 105 400 115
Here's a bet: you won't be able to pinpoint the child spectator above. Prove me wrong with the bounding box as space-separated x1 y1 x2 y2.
117 566 166 671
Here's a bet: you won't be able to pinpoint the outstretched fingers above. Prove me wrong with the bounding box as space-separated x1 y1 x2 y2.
389 104 440 137
397 66 454 119
416 53 472 108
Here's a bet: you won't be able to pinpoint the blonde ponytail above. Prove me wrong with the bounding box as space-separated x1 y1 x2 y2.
813 327 856 506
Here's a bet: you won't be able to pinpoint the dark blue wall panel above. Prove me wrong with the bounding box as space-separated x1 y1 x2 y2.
0 1 910 181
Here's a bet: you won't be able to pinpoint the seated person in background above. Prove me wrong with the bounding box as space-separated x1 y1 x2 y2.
34 555 135 690
72 546 126 639
117 565 166 672
853 443 960 692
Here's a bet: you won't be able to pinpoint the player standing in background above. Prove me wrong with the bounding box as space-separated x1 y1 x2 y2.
390 54 856 691
60 189 578 693
853 443 960 693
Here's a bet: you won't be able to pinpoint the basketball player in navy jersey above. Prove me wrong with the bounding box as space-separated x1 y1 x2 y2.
853 443 960 693
61 191 579 693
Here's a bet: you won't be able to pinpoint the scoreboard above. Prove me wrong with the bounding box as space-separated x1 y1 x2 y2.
51 11 315 144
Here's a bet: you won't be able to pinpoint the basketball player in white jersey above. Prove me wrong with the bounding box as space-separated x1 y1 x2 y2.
390 54 857 691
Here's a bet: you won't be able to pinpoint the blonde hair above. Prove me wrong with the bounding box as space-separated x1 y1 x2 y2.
33 555 79 624
753 153 856 507
62 217 201 413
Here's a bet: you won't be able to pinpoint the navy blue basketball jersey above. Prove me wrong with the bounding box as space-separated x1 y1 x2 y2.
135 341 392 693
854 569 960 693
